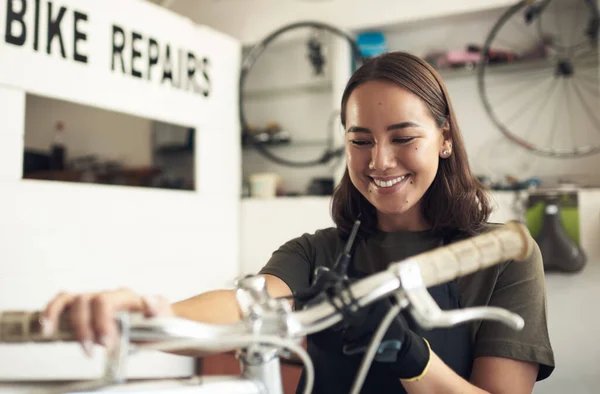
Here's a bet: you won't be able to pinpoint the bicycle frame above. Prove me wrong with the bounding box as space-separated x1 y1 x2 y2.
0 221 534 394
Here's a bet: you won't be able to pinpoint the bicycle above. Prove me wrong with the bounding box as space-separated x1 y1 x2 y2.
0 221 533 394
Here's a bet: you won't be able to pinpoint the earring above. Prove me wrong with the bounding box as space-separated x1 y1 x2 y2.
442 149 451 157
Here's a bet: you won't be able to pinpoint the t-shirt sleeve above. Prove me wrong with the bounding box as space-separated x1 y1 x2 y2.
258 233 316 296
473 240 555 381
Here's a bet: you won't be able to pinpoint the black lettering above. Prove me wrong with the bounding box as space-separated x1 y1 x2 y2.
131 31 142 78
111 25 126 73
202 57 211 97
33 0 41 50
46 2 67 58
73 11 88 63
162 44 174 86
148 38 159 81
5 0 27 46
186 52 197 91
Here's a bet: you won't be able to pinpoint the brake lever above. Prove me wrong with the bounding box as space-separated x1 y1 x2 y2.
395 259 525 331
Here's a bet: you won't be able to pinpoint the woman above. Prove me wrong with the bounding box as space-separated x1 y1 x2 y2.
41 51 554 394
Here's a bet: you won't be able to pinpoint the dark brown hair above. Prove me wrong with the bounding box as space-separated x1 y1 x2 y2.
331 51 491 238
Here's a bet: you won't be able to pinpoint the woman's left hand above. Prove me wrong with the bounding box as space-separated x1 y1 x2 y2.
341 297 431 381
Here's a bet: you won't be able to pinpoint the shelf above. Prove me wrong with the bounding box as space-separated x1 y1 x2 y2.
243 139 334 149
434 53 599 80
243 80 333 99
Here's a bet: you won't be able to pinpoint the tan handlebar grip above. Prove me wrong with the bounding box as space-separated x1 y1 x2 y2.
0 311 75 343
415 221 534 288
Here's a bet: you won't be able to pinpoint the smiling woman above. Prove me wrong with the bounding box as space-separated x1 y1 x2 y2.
332 52 491 238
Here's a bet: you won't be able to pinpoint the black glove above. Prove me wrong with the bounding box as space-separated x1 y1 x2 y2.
341 296 431 381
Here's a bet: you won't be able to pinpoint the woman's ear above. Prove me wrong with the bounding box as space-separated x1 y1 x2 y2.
440 121 453 159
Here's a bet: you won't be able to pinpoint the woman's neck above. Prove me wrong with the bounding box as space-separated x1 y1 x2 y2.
376 203 430 233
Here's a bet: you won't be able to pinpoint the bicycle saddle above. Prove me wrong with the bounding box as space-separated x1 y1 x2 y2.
535 198 587 273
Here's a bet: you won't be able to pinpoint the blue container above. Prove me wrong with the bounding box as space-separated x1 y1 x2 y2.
356 31 387 58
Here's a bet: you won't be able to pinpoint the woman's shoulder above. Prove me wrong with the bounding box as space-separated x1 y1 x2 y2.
292 227 343 247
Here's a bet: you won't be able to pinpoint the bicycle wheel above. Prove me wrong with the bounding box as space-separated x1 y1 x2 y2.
478 0 600 158
240 21 365 167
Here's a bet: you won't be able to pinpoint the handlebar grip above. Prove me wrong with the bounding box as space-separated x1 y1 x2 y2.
413 221 534 288
0 311 75 343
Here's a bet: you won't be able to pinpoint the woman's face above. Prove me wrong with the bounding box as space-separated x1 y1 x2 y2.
344 80 452 232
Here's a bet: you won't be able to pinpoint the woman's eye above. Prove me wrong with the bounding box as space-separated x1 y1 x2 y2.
394 137 415 144
350 140 372 146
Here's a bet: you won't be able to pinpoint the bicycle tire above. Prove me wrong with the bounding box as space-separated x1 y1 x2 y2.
239 21 366 167
477 0 600 158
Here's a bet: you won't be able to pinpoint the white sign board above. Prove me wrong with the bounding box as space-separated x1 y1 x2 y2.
0 0 242 382
0 0 240 128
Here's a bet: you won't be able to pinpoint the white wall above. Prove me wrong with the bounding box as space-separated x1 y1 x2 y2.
171 0 516 45
0 0 242 382
25 94 153 167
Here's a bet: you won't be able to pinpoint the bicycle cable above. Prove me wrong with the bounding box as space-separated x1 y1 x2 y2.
134 335 314 394
350 301 402 394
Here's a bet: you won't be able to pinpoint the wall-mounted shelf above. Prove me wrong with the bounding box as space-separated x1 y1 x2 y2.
432 55 597 80
243 139 333 149
243 79 333 99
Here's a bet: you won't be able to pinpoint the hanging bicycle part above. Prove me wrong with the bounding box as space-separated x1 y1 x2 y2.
240 21 366 167
478 0 600 158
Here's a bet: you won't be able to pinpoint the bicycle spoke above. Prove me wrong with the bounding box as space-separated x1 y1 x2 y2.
484 66 553 86
569 78 600 146
489 73 552 109
573 72 599 83
571 46 596 60
504 77 558 128
545 78 565 150
524 77 563 150
573 75 600 99
571 77 600 138
565 77 578 151
573 52 600 65
570 79 600 147
485 64 556 81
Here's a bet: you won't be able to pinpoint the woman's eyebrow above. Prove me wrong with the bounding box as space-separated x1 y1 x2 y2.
347 121 421 133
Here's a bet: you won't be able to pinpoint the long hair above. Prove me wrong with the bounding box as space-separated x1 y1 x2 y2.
331 51 491 238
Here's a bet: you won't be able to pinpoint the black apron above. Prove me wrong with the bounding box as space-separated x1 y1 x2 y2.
295 236 473 394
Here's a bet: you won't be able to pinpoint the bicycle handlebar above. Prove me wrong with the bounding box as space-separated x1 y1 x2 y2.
0 221 533 351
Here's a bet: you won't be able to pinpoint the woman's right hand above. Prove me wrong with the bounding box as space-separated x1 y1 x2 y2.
41 288 173 357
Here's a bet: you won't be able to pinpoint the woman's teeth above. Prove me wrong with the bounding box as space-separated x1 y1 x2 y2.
372 175 407 188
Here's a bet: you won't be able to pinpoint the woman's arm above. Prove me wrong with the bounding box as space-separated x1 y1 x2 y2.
41 274 293 355
172 274 293 324
401 352 538 394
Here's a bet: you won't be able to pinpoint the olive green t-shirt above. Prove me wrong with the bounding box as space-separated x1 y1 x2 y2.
258 225 555 381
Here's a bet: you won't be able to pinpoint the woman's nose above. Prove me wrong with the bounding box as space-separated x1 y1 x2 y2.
369 143 396 171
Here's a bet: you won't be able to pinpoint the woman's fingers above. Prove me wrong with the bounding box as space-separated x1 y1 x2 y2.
41 288 168 356
69 295 95 357
41 291 76 338
90 288 144 352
